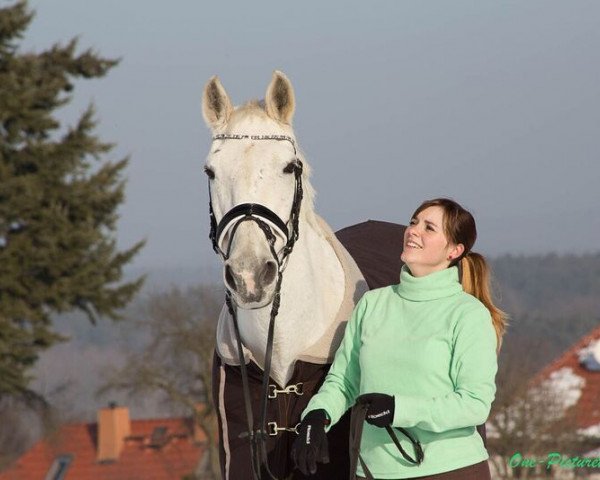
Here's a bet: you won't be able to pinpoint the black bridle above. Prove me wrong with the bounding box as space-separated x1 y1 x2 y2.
207 133 304 480
208 133 303 267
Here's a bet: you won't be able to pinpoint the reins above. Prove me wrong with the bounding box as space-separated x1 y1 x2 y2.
208 133 303 480
350 401 424 480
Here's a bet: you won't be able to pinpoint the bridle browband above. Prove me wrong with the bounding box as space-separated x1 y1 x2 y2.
207 133 304 480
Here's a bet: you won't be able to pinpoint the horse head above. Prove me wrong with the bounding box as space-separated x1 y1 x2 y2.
202 71 313 309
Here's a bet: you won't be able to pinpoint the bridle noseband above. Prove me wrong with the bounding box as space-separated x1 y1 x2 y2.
207 133 304 480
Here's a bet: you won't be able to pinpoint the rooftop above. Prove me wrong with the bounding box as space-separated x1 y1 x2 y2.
0 407 206 480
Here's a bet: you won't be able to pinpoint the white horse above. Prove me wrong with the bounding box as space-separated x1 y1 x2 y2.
203 71 368 480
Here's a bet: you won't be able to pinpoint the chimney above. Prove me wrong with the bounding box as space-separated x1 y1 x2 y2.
97 403 131 462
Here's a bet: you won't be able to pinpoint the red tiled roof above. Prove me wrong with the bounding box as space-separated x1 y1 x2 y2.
0 417 206 480
533 324 600 429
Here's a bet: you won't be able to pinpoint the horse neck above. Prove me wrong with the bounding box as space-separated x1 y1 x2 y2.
237 211 346 386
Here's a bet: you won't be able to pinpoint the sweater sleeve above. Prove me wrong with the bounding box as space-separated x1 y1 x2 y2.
301 295 367 428
392 306 498 432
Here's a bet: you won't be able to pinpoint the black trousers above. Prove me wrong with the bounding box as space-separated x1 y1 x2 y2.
356 460 491 480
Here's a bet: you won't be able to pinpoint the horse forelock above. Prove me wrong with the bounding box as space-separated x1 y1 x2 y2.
218 101 319 232
227 100 268 125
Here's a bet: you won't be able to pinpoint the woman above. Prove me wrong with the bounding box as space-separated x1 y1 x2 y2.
291 198 507 479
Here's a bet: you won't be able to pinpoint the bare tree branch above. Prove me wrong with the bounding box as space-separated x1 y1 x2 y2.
98 283 223 479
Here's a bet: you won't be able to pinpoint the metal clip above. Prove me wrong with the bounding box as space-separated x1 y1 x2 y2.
268 382 304 399
267 421 301 436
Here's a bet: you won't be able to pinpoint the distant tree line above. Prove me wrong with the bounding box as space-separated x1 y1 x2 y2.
490 252 600 372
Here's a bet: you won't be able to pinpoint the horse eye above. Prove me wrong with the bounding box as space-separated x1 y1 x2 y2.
283 162 296 174
204 166 215 179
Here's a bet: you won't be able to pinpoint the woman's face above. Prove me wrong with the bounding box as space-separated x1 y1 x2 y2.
400 206 464 277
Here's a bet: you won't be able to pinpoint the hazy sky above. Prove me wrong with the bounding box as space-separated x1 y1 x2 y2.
24 0 600 270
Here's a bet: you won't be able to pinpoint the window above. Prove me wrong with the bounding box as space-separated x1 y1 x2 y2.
44 454 73 480
149 426 169 448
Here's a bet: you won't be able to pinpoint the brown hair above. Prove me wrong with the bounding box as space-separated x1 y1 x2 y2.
411 198 508 351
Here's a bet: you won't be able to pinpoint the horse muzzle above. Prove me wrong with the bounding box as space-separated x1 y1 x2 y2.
224 258 278 308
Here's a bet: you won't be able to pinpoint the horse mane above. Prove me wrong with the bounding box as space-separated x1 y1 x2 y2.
226 101 320 233
228 100 268 122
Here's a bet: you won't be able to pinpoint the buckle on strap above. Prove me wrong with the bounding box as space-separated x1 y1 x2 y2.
267 421 301 436
268 383 304 399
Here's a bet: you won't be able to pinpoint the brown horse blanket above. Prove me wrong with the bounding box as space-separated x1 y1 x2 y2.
211 220 487 480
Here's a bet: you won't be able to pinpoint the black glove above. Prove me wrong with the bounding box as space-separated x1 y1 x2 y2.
357 393 395 427
290 409 330 475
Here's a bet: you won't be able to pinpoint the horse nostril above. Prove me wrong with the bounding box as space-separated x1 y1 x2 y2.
225 265 238 292
260 261 278 286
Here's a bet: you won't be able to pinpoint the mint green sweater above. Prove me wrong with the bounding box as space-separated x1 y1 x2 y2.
303 265 498 479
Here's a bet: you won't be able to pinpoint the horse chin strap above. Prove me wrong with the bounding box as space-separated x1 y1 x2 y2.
207 133 304 480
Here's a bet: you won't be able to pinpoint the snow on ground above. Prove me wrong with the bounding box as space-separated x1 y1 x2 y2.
578 339 600 362
542 367 586 412
579 423 600 438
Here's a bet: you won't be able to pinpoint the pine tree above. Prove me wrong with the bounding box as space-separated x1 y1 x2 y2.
0 1 144 398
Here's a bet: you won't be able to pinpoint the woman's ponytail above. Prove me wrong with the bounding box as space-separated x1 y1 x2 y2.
460 252 508 353
411 198 509 353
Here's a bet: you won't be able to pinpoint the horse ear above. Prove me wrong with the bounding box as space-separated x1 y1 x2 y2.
202 76 233 130
265 70 295 125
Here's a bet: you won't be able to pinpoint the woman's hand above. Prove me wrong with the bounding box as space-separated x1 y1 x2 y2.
357 393 395 427
290 409 330 475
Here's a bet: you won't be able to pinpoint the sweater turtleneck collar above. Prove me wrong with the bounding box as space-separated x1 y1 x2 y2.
396 264 463 302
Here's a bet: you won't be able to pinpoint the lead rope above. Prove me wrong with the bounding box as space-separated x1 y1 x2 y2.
224 216 282 480
258 273 283 480
349 402 424 480
226 217 285 480
227 293 262 480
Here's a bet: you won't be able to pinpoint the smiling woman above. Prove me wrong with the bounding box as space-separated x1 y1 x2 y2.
293 198 508 480
401 205 465 278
